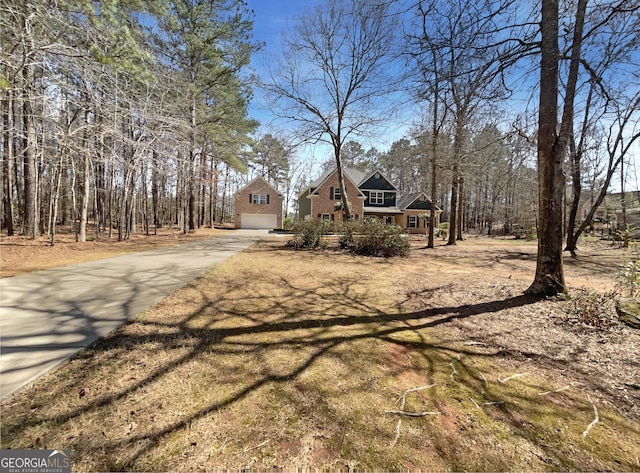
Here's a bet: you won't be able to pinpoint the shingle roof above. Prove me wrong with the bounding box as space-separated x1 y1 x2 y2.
308 167 367 194
397 193 423 209
398 192 440 211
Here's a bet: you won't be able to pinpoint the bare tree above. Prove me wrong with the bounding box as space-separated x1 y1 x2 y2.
261 0 397 221
407 0 510 245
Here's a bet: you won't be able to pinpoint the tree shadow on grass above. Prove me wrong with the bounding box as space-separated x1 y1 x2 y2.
2 269 637 471
1 271 541 469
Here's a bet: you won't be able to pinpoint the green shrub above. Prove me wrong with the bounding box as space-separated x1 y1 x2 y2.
287 219 332 248
282 216 296 232
614 224 636 248
340 219 410 257
438 222 449 239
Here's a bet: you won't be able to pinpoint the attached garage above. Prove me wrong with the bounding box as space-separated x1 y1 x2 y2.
239 213 278 229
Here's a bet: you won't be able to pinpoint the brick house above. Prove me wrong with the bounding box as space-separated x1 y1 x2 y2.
298 168 441 234
234 176 284 229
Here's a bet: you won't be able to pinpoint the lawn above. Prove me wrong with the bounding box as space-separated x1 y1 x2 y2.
1 235 639 471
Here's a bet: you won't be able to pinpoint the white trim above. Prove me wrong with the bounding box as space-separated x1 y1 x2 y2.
359 168 399 191
308 169 365 198
369 191 384 205
252 194 267 204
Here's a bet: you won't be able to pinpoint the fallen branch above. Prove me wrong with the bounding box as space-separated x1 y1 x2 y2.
243 440 269 452
389 383 437 447
480 372 488 389
386 410 440 417
582 397 599 438
498 373 528 384
469 397 481 409
390 419 402 448
464 341 488 347
449 361 458 379
482 401 505 406
538 384 572 396
400 384 437 398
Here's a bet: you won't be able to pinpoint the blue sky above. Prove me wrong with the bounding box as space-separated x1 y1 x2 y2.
242 0 639 191
244 0 412 170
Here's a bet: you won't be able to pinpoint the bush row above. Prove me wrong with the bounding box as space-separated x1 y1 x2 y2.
286 218 410 257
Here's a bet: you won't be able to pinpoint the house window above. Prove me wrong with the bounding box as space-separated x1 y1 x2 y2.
251 194 268 204
407 215 418 228
370 191 384 205
332 186 341 200
385 216 394 225
320 213 332 221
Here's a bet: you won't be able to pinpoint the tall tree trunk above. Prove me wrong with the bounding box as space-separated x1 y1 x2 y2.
447 117 464 245
50 152 65 246
565 80 594 254
428 151 437 247
151 149 159 234
188 98 197 231
456 176 464 241
527 0 586 296
142 158 149 235
333 136 352 222
22 58 39 238
2 91 15 236
77 108 90 242
447 163 460 245
95 112 106 238
620 157 627 230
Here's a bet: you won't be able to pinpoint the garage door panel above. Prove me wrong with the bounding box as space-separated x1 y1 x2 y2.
241 214 277 229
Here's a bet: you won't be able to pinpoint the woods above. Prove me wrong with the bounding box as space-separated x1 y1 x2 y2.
1 0 259 241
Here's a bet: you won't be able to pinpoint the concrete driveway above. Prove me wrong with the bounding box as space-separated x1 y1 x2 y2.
0 230 269 401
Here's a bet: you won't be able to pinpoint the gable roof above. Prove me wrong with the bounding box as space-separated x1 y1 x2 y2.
398 192 440 211
235 175 283 198
358 169 398 191
307 167 366 197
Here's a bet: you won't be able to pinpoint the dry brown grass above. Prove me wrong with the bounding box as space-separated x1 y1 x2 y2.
1 235 639 471
0 226 224 277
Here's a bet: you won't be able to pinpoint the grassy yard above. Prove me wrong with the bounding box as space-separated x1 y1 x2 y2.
1 236 639 471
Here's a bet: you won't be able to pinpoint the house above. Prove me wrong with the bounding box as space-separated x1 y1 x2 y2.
298 167 441 234
234 176 284 229
579 191 640 230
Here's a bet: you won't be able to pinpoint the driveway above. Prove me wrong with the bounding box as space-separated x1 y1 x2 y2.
0 230 269 401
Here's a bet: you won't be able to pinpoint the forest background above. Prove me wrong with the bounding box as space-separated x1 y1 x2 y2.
1 0 639 255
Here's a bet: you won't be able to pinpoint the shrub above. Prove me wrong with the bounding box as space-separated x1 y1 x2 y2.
340 218 410 257
614 224 636 248
282 216 296 232
616 259 640 298
438 222 449 239
287 219 332 249
566 288 619 329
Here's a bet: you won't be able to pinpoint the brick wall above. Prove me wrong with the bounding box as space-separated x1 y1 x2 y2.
235 178 284 228
310 173 364 222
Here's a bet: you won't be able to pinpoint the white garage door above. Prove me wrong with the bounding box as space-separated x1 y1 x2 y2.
241 213 277 229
